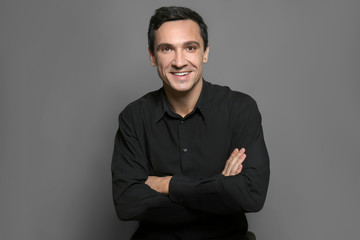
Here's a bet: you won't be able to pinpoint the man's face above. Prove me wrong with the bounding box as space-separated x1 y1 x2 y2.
149 20 209 94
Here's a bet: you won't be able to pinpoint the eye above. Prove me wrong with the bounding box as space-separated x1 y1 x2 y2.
161 47 172 52
186 46 197 52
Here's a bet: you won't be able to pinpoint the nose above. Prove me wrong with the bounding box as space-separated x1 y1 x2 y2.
172 50 187 69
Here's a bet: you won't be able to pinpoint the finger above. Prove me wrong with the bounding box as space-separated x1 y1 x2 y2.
224 151 242 176
230 148 239 157
222 148 239 175
239 153 246 164
224 148 245 176
145 176 153 186
236 164 243 174
239 148 246 155
230 154 246 176
229 164 243 176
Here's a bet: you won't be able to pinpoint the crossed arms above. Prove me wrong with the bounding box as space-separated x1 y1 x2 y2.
145 147 247 194
111 97 270 223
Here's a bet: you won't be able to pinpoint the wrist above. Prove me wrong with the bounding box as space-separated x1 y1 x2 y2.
162 176 172 194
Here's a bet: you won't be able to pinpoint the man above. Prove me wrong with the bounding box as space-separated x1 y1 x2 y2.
112 6 270 240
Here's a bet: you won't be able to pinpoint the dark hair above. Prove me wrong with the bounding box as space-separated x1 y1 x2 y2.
148 6 208 53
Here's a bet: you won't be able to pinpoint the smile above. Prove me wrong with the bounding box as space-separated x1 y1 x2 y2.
172 72 190 76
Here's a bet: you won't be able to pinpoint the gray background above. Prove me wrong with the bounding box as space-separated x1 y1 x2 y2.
1 0 359 239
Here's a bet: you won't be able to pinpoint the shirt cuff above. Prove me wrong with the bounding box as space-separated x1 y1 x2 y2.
169 174 223 206
169 175 195 204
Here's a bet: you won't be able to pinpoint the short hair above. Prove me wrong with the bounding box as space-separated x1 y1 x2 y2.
148 6 208 53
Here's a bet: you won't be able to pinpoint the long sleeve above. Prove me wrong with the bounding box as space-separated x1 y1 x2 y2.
168 97 270 214
111 108 204 224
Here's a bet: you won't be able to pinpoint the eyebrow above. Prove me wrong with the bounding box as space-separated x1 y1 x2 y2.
156 43 172 51
183 41 200 47
156 41 201 51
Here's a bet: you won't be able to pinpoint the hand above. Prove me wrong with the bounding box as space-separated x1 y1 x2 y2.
145 176 172 194
222 148 246 176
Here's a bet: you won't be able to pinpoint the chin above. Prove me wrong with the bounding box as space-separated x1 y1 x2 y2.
169 81 195 92
162 73 202 93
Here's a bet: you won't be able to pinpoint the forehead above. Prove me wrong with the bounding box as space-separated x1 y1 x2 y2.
154 19 203 46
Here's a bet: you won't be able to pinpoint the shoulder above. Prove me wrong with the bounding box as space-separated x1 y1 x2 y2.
119 88 162 121
205 81 258 111
229 90 258 112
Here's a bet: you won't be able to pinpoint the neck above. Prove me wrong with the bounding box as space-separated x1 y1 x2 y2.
164 79 203 118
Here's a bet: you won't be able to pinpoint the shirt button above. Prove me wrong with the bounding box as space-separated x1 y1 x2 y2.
182 148 188 152
180 120 184 124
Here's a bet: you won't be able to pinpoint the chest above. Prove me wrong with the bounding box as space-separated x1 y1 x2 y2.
143 114 233 177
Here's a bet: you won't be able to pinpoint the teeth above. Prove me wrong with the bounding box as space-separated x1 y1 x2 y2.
173 72 190 76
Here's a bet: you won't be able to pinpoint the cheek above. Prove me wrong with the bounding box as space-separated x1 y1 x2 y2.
156 63 169 78
157 57 172 70
188 54 204 67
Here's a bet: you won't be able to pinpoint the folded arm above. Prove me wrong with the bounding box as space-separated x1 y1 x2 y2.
112 110 205 224
145 147 247 193
112 96 270 221
144 98 270 214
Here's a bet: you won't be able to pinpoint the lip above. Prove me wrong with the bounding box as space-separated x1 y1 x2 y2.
170 71 192 80
171 71 191 76
168 72 191 83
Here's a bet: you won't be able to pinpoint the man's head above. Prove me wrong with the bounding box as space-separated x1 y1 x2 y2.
148 6 208 54
147 6 209 94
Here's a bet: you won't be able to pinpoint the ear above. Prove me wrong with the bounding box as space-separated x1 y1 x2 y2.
202 45 209 63
148 48 157 66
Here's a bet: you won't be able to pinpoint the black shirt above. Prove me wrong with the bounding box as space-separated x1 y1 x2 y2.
112 80 270 239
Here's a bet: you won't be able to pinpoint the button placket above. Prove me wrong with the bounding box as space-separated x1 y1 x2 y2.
178 119 188 171
179 119 187 152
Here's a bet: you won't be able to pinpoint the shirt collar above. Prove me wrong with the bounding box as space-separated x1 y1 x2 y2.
194 79 210 121
152 88 167 123
152 79 211 123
